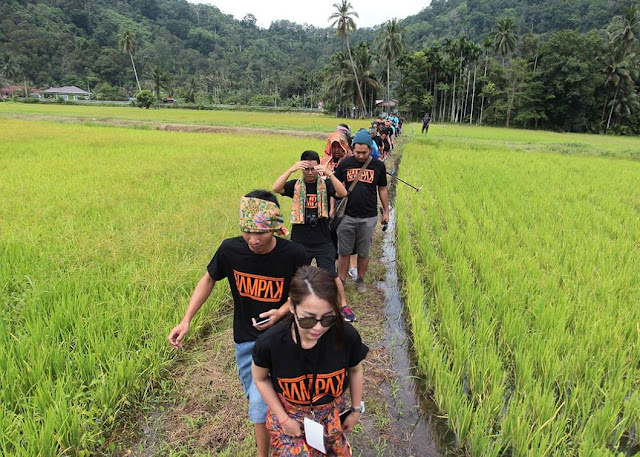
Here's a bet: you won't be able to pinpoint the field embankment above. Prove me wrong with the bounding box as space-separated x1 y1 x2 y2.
396 127 640 455
0 103 351 135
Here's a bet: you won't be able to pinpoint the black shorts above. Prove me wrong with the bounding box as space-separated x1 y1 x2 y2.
303 242 338 278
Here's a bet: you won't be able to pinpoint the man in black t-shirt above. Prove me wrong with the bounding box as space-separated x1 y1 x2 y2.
334 130 389 297
273 150 356 321
168 190 307 457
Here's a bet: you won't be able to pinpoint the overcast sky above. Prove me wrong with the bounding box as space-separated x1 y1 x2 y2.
191 1 429 29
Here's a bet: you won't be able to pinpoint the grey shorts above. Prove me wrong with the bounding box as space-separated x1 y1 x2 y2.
336 215 378 257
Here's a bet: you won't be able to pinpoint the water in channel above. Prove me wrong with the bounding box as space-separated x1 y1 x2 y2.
374 204 462 457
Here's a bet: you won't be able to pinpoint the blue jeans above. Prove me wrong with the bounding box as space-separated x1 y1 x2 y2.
235 341 267 424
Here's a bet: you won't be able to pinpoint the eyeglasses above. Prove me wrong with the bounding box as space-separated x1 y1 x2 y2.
295 314 337 329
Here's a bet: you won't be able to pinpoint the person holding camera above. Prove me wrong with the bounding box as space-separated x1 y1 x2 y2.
273 150 355 322
252 266 368 456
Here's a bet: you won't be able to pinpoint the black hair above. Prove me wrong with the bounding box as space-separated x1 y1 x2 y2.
288 266 344 345
300 150 320 162
244 189 280 208
337 123 350 131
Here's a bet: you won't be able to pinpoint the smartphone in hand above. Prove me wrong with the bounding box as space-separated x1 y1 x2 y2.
254 316 271 326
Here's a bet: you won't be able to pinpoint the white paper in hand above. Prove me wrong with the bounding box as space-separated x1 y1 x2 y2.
303 417 326 454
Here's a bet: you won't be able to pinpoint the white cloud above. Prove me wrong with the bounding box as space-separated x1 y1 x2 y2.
190 0 429 29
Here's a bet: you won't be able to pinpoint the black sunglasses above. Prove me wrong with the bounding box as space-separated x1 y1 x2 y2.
295 314 337 329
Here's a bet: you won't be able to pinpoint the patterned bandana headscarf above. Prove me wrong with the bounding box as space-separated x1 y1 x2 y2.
239 197 289 236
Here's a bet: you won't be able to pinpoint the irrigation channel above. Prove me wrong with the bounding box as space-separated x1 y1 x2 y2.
372 200 461 457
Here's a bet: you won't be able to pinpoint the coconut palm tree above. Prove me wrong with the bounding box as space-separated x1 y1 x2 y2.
377 18 404 107
149 66 170 108
608 5 640 53
329 0 366 116
119 30 142 92
492 17 518 66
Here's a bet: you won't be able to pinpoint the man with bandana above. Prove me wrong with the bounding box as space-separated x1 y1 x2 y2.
168 189 307 457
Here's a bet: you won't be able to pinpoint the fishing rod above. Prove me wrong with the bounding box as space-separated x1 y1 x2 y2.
386 171 422 192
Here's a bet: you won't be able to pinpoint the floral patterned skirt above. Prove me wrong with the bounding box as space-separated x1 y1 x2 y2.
266 393 351 457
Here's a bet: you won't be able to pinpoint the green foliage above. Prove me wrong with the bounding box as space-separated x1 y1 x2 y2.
134 89 154 109
94 82 128 101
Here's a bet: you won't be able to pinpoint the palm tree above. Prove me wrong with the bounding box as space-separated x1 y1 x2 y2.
1 54 20 83
119 30 142 92
608 5 640 53
149 66 170 108
329 0 366 116
602 48 637 131
183 75 203 103
377 18 404 108
492 17 518 66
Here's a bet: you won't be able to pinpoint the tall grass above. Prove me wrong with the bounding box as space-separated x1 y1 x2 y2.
396 129 640 455
0 120 324 455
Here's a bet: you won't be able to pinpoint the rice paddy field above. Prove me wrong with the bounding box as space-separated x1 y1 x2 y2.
0 102 351 132
0 118 325 456
3 109 640 456
396 125 640 455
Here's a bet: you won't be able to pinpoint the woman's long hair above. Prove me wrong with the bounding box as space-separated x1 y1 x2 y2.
289 266 345 344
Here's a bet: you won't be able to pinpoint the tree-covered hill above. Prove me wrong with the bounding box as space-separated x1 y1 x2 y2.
2 0 639 134
402 0 623 47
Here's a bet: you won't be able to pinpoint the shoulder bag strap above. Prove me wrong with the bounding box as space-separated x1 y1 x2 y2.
347 156 373 195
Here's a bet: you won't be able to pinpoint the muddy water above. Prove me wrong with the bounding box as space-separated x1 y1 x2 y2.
376 206 462 457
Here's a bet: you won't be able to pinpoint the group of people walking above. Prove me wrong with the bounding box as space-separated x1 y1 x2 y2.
168 116 402 456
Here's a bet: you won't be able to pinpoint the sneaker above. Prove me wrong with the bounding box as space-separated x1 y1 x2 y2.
348 267 358 281
355 278 367 294
341 305 357 322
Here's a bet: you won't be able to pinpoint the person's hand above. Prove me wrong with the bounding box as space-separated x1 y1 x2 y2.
252 308 282 331
342 411 360 432
288 161 308 174
381 212 389 224
314 163 333 176
168 321 190 349
280 416 303 437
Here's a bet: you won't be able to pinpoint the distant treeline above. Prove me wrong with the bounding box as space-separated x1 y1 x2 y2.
1 0 638 133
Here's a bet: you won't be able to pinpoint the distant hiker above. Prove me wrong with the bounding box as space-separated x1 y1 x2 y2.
422 113 431 134
334 130 389 298
252 266 368 456
379 128 392 159
272 150 356 322
168 190 307 457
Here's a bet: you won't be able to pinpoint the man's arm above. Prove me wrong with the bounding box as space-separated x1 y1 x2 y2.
273 161 307 194
168 272 216 348
378 186 389 224
317 163 347 198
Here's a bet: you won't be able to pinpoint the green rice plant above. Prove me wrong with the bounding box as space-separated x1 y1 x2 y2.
0 119 325 455
396 127 640 455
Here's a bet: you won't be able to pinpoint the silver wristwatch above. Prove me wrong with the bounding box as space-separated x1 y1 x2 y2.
351 401 365 414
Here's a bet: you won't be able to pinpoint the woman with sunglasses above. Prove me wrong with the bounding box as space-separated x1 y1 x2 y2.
252 266 368 456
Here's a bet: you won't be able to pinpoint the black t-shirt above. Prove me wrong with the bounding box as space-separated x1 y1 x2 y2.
335 156 387 218
372 136 382 149
283 179 336 245
207 236 307 343
253 321 369 406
